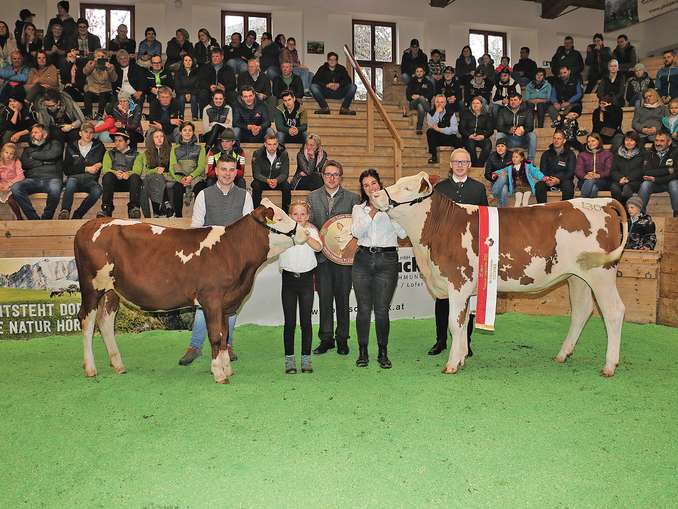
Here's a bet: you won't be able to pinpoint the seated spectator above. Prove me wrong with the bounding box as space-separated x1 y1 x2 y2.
575 133 613 198
656 49 677 103
238 58 274 112
233 86 271 143
59 122 104 219
224 32 248 75
196 47 237 110
83 48 117 119
512 47 537 88
492 149 547 206
400 39 428 85
638 131 678 217
174 54 200 121
25 50 60 102
111 49 146 106
0 141 24 219
259 32 281 80
11 124 63 220
138 127 172 217
425 94 460 163
406 66 434 135
311 52 357 116
0 86 35 144
436 66 461 112
548 66 583 122
17 22 41 67
243 30 259 59
495 94 537 162
147 86 183 137
464 70 492 108
274 90 308 145
592 95 623 149
201 128 246 192
550 36 584 81
73 18 101 61
613 34 637 77
484 138 512 185
596 59 625 108
552 108 586 152
0 21 17 69
165 29 193 73
626 63 654 107
13 10 33 50
662 99 678 142
98 131 142 218
144 54 174 106
34 88 85 144
495 56 512 79
539 130 576 200
584 33 612 94
428 49 445 85
280 37 313 94
610 131 645 204
43 21 70 68
201 90 233 149
47 2 77 41
460 96 493 167
632 89 669 144
108 24 136 66
95 92 143 147
0 51 30 103
168 121 206 216
137 27 162 69
523 68 551 128
455 46 476 85
250 132 291 211
273 62 305 102
193 28 219 68
490 70 520 116
60 48 86 102
292 134 326 191
625 195 656 250
476 54 495 85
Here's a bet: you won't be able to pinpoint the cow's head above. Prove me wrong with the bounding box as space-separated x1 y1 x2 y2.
372 171 434 216
253 198 309 258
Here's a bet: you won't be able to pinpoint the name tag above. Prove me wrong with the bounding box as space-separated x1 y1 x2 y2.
558 161 567 167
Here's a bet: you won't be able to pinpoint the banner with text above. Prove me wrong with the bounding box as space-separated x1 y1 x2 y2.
605 0 677 31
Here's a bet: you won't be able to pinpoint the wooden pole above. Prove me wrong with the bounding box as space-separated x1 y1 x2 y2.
367 93 374 153
394 138 402 181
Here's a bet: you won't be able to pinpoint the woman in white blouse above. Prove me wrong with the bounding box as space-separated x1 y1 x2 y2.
351 169 407 369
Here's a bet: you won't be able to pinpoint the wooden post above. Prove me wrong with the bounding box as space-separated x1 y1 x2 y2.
367 93 374 153
393 139 402 181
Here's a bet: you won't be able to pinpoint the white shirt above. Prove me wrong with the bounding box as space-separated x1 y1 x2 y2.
278 225 320 273
266 150 277 166
78 141 93 158
351 203 407 248
452 174 468 183
120 66 136 95
191 182 254 228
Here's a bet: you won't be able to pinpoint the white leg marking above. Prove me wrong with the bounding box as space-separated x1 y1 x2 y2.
82 310 97 377
589 274 625 377
220 349 233 378
555 276 594 363
92 219 141 242
99 307 125 374
211 354 227 384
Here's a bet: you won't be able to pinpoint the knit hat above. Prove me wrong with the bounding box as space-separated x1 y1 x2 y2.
626 194 643 211
219 128 236 141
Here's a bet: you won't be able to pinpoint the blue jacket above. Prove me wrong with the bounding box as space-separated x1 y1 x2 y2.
656 66 678 99
661 116 678 136
495 162 545 194
523 80 551 101
0 65 30 86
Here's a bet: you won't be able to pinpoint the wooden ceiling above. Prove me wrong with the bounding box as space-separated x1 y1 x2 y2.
429 0 605 19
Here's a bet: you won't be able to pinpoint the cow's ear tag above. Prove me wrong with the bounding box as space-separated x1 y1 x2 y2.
266 218 275 225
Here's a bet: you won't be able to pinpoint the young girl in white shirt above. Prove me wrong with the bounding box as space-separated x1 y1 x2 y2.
278 201 323 374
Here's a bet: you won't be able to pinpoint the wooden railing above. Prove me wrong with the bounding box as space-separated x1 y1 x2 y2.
343 45 403 180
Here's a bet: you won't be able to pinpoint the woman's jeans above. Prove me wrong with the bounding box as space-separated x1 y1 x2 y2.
579 178 611 198
491 175 510 207
176 93 200 119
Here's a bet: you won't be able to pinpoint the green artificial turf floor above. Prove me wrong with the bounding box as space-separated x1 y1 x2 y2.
1 313 677 508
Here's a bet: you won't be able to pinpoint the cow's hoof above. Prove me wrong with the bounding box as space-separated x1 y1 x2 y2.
554 355 567 364
601 366 615 378
84 369 97 378
114 366 127 374
215 378 230 384
441 365 458 374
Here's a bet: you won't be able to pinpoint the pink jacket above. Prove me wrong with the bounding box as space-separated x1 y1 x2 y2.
0 159 25 187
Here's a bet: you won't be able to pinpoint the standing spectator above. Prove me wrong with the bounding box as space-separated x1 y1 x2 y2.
278 200 323 374
596 59 625 108
592 95 623 149
14 9 35 44
196 48 237 110
0 51 29 103
460 96 493 167
279 37 313 94
165 29 193 73
0 142 24 219
250 132 291 211
311 52 357 116
243 30 259 59
400 39 428 85
292 134 326 191
224 32 248 75
656 49 677 103
193 28 219 68
60 48 86 101
232 86 271 143
492 149 547 206
548 65 583 122
136 27 161 69
143 54 174 106
406 66 434 135
17 23 41 67
613 34 638 77
59 123 104 219
1 87 35 144
201 128 246 192
25 50 59 102
168 121 206 215
74 19 101 61
82 48 117 119
306 160 361 356
638 132 678 217
238 58 274 112
95 92 143 147
147 86 183 137
632 89 668 144
272 62 304 101
108 24 136 65
34 88 85 144
495 94 537 162
464 70 492 107
425 94 460 163
0 21 17 69
436 66 461 112
351 169 406 369
550 36 584 80
490 70 520 116
428 49 445 85
539 130 576 200
47 2 77 41
112 50 146 106
174 55 200 121
524 68 551 128
626 63 655 107
625 195 657 250
476 54 495 85
201 90 233 149
610 131 645 204
138 127 173 217
584 33 612 94
575 133 613 198
662 99 678 142
43 21 70 69
455 46 477 85
512 47 537 88
98 131 142 218
274 90 308 145
11 124 63 220
484 138 512 185
259 32 281 80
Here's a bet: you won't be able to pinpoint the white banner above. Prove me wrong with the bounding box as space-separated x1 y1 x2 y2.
638 0 678 21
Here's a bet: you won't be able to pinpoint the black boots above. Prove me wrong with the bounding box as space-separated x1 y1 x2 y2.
356 345 369 367
313 340 335 355
428 342 447 355
377 345 391 369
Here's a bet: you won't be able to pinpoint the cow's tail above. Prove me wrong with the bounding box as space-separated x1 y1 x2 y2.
577 199 629 270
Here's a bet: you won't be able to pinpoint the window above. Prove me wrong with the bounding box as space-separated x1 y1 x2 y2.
352 20 396 100
80 4 135 48
221 11 271 47
469 30 506 67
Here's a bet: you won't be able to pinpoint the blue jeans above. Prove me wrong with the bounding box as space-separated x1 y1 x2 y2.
409 97 430 130
176 92 200 120
61 175 103 218
491 174 510 207
579 178 610 198
189 308 237 350
639 180 678 217
276 130 308 145
293 68 314 92
226 58 247 75
495 131 537 162
11 177 63 220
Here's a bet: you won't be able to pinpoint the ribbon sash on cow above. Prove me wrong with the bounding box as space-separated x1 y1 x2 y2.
476 206 499 331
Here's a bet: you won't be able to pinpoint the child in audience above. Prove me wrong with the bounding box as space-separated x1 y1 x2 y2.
0 142 24 219
492 149 546 207
661 98 678 142
625 194 656 250
278 201 322 374
552 109 587 151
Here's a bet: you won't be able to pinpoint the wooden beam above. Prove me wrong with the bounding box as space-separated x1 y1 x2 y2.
541 0 571 18
429 0 456 7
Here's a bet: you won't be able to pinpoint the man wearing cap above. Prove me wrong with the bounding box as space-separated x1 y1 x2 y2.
15 9 36 43
201 128 246 192
428 49 445 85
437 66 461 112
464 70 493 108
400 39 428 85
1 85 35 144
97 131 143 218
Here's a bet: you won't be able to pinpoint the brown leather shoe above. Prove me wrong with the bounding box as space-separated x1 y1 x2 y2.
178 346 201 366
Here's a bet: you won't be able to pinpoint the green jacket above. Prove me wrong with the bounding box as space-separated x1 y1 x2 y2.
102 148 142 175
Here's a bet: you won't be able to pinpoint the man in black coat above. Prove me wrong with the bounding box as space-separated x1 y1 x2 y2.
272 62 305 101
112 50 146 105
400 39 428 85
310 52 357 115
147 87 183 136
429 148 488 357
550 36 584 80
539 130 576 201
512 47 537 88
196 47 237 110
638 132 678 217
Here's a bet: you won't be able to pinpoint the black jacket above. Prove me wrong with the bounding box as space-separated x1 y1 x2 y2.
142 68 174 93
539 145 576 182
59 60 86 92
495 103 534 135
165 38 194 67
272 73 304 99
0 102 36 134
197 63 237 97
233 99 271 131
550 46 584 77
585 45 613 77
459 109 494 139
112 62 146 93
642 147 678 185
513 58 537 81
491 78 520 104
20 138 64 180
238 71 272 97
193 39 220 67
596 75 626 107
613 44 638 74
485 150 513 181
64 138 106 178
436 77 461 101
148 99 183 135
464 79 492 105
47 16 77 40
406 76 434 102
401 49 428 76
312 63 351 88
223 44 249 63
251 145 289 183
43 34 73 66
455 55 477 78
173 67 200 95
72 33 102 57
592 106 623 139
260 43 280 71
109 37 136 58
434 176 488 205
610 149 645 184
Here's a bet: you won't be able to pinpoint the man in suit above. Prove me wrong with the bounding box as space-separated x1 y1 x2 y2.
428 148 488 357
306 160 360 355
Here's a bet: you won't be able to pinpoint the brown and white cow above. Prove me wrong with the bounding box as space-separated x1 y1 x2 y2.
373 172 629 377
74 198 308 384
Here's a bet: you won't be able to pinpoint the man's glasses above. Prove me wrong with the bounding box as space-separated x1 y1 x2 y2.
451 160 471 166
323 173 341 178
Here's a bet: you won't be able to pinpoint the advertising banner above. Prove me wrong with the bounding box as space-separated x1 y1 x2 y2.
605 0 677 31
